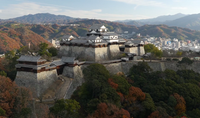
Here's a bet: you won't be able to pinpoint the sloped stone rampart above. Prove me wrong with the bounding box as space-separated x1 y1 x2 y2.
15 70 58 97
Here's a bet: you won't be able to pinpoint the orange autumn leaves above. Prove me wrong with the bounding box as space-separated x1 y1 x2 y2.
0 76 18 116
173 93 186 115
88 103 130 118
108 78 146 103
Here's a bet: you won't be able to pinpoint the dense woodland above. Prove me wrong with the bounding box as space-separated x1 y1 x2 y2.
1 57 200 117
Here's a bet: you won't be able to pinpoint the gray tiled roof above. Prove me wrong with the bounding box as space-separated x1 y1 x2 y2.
90 24 104 29
51 59 65 66
62 57 76 64
88 35 101 40
17 55 46 62
131 40 144 44
102 32 119 36
70 39 88 44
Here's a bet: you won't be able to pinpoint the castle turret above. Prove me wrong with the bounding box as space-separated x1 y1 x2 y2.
15 55 59 98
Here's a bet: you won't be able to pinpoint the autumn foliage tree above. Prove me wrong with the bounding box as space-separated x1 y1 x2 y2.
148 111 161 118
173 93 186 115
126 86 146 103
0 76 18 117
88 103 130 118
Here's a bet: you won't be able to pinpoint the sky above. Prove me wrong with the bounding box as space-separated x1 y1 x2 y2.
0 0 200 21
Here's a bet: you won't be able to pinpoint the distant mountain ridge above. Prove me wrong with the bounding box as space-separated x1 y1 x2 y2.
137 13 187 23
7 13 82 24
164 13 200 30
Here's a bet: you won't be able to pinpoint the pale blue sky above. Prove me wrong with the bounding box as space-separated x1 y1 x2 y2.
0 0 199 21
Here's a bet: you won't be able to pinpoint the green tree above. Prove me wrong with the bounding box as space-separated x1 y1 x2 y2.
50 99 80 118
142 93 156 116
48 47 58 56
0 71 7 77
38 43 52 57
178 57 194 65
176 51 183 57
144 44 163 58
0 107 6 116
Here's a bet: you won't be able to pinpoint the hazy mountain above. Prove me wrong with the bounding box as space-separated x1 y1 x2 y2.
115 20 144 27
137 13 187 23
7 13 82 24
116 13 187 27
164 13 200 30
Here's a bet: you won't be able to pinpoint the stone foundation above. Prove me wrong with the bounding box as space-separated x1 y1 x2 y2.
15 70 58 98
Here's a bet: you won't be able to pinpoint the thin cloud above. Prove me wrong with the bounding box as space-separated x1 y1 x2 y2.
0 2 149 21
112 0 165 7
0 10 2 13
172 7 188 10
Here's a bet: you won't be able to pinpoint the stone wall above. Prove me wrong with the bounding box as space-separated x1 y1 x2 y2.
15 70 58 98
124 47 138 55
62 65 84 99
108 45 121 59
59 44 121 61
138 46 145 56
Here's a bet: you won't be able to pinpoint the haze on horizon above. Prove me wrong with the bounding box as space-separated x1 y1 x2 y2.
0 0 200 21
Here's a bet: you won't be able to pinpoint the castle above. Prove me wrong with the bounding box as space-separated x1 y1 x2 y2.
59 24 145 61
15 24 145 99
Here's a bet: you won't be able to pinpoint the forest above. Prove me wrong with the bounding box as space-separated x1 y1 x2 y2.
1 60 200 117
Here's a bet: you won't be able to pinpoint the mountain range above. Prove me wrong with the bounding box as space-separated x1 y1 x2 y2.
2 13 83 24
2 13 200 30
119 13 200 30
1 13 200 53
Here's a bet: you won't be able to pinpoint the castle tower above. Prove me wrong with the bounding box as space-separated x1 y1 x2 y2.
15 55 59 98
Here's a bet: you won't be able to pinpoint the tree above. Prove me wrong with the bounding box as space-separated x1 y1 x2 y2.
173 93 186 115
48 47 58 57
0 76 18 116
142 93 156 115
126 86 146 103
178 57 194 65
11 87 33 118
50 99 80 118
176 51 183 57
38 43 52 58
89 103 130 118
148 111 161 118
0 71 7 77
144 44 163 59
0 107 6 116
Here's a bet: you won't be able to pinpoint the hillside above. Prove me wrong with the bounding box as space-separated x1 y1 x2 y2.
1 19 200 53
165 13 200 30
136 25 200 40
7 13 82 24
0 26 51 53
